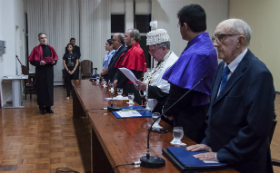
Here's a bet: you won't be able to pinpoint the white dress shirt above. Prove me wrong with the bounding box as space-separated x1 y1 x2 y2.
217 48 248 96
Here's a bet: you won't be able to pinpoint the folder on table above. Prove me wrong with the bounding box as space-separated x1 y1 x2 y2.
162 146 227 172
112 106 153 119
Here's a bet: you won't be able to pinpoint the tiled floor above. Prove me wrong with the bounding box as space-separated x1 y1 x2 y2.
0 86 91 173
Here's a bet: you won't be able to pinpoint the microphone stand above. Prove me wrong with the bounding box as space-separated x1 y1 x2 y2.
140 76 207 168
107 86 121 112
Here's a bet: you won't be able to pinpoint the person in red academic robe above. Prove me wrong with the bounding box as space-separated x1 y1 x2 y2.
114 29 147 104
28 33 59 115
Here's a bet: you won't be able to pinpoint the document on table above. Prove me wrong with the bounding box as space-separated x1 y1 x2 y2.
203 161 220 164
119 68 138 86
117 110 142 118
105 97 129 100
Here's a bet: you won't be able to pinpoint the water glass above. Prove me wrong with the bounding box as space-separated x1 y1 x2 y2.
172 127 184 144
117 88 123 97
128 93 135 105
96 77 99 84
152 112 162 129
102 79 107 87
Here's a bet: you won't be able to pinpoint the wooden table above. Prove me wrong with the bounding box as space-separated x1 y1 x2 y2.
72 80 239 173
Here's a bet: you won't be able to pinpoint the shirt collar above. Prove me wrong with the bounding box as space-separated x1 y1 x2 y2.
225 48 248 73
116 45 123 52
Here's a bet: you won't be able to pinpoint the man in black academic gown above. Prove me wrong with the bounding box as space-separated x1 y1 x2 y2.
28 33 59 115
65 38 80 79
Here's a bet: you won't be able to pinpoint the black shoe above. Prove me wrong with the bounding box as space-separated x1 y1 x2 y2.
40 109 45 115
45 107 54 113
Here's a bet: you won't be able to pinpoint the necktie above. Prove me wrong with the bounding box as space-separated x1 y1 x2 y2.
219 66 230 94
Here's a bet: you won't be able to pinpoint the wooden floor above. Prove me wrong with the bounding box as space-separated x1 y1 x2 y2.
0 86 279 172
0 86 91 173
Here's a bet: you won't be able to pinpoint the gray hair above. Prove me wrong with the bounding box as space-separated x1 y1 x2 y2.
128 29 141 42
230 19 252 46
156 41 170 50
117 33 125 45
38 32 47 38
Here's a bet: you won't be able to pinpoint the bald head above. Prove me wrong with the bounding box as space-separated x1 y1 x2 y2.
213 19 252 64
112 33 124 50
217 19 252 46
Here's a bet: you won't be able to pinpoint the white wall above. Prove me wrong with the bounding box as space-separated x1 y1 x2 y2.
229 0 280 91
0 0 26 107
152 0 228 58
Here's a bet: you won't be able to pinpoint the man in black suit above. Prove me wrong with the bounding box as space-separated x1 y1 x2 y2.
65 38 81 79
187 19 275 173
107 33 127 82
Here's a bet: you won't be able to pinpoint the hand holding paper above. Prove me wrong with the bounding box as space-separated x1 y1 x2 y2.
119 68 138 86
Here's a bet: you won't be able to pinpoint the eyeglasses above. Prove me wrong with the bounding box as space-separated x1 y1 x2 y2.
212 33 239 43
177 23 181 28
148 47 162 55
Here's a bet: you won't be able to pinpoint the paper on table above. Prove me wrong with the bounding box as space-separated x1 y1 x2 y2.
105 97 129 101
117 110 142 117
203 161 220 164
119 68 138 86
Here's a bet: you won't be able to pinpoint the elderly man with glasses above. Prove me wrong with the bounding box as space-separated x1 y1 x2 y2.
134 21 178 119
187 19 275 173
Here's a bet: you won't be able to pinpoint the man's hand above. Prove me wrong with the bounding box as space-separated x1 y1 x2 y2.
134 79 143 91
187 144 217 161
187 144 212 152
193 152 217 161
41 61 46 66
113 80 118 88
99 73 103 80
135 79 147 91
52 61 55 64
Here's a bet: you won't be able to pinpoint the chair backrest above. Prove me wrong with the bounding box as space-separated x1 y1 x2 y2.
21 65 29 75
81 60 93 75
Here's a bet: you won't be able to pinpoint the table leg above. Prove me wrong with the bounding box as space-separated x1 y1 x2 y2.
91 128 112 173
73 89 86 118
4 79 24 108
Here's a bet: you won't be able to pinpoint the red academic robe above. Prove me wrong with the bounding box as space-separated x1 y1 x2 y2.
28 45 58 107
115 42 147 73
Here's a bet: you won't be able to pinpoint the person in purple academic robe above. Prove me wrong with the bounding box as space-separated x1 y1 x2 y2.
162 4 218 143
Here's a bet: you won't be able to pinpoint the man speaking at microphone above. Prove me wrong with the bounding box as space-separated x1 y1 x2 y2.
162 4 218 143
187 19 275 173
114 29 147 104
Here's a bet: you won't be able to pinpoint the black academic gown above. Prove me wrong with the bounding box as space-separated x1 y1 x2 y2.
30 45 57 107
163 84 209 143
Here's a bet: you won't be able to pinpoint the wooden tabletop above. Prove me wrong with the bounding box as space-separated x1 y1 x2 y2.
72 80 239 173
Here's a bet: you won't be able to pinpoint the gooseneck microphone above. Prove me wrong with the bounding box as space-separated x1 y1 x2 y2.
107 87 121 112
140 76 208 168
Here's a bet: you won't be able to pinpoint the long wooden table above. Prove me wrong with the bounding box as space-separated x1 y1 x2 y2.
72 80 238 173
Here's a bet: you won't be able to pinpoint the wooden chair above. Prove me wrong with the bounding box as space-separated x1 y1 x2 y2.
81 60 97 79
270 111 280 167
16 56 36 99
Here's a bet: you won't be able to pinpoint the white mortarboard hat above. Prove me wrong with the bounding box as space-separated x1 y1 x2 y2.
146 21 171 45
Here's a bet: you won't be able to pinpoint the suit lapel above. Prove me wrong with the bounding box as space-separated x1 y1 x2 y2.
213 50 252 105
211 62 224 102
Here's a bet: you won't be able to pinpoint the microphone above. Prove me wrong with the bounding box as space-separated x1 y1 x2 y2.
107 84 121 112
140 76 207 168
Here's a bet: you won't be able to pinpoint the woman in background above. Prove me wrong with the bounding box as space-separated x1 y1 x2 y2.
99 39 115 81
63 43 79 99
